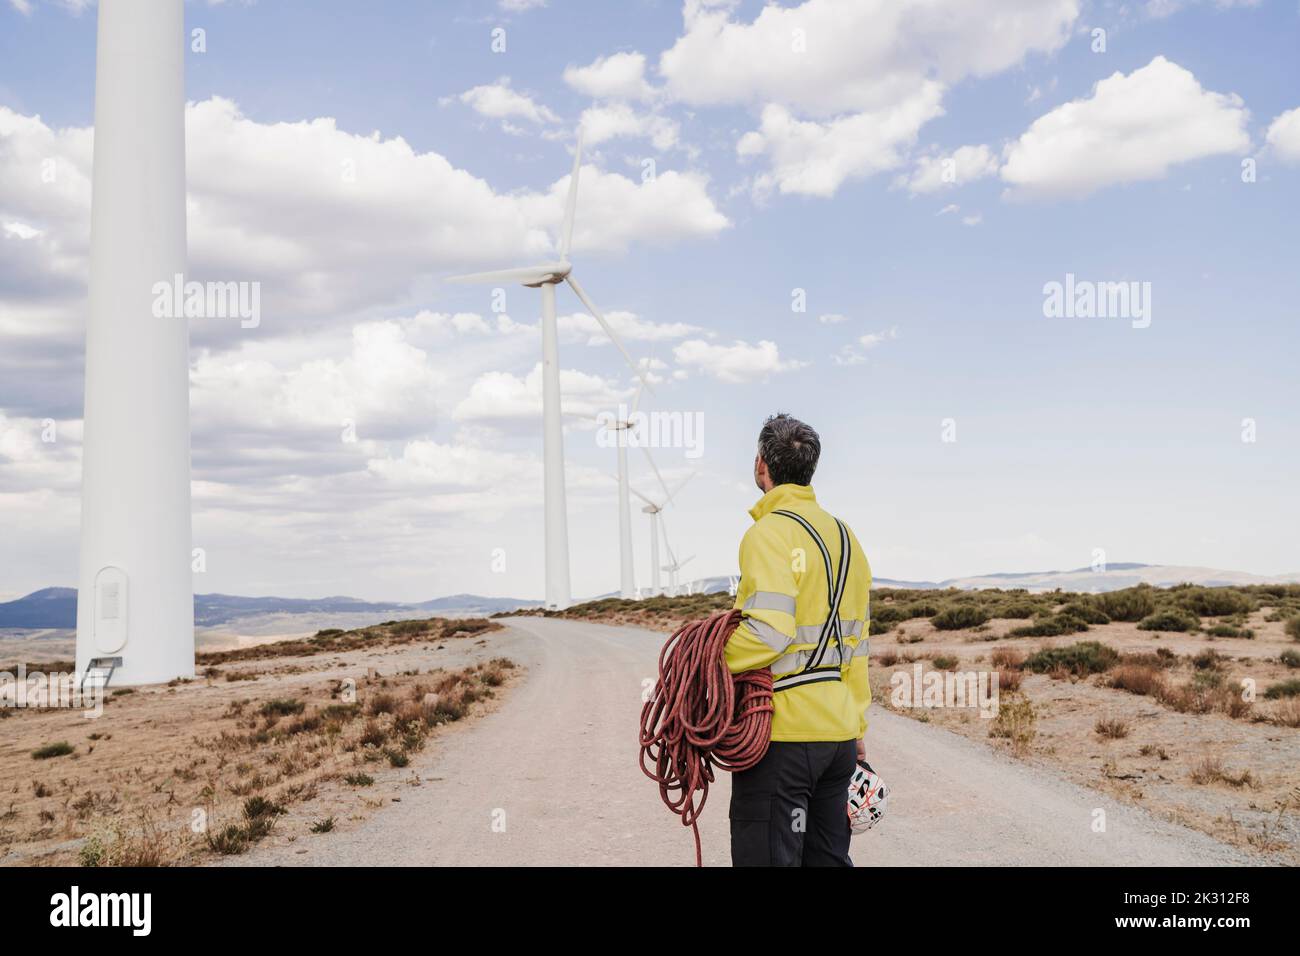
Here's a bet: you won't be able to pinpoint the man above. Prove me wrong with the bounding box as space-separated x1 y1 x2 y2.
726 413 872 867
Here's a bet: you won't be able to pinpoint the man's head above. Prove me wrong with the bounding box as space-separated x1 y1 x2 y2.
754 412 820 493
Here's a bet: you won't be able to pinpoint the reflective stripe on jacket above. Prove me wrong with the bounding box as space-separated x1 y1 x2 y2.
725 483 872 743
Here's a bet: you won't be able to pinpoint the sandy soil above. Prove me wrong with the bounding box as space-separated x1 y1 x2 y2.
0 624 518 866
870 609 1300 862
219 618 1259 867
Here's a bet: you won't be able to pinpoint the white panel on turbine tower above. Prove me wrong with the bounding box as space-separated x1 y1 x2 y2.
76 0 194 687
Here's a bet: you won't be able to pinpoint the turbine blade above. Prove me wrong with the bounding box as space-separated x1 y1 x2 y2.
559 127 583 259
680 555 695 568
630 377 646 418
629 485 658 508
639 445 674 504
564 274 655 393
668 470 696 501
658 513 678 567
445 264 563 286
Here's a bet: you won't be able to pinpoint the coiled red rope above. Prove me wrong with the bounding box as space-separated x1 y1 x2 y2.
638 609 773 866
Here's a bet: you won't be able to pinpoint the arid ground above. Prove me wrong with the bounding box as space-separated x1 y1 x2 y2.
3 583 1297 867
0 617 518 865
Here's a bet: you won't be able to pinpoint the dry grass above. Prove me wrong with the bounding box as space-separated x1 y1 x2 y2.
194 616 500 668
1094 717 1130 740
1107 664 1167 697
996 668 1023 692
1190 758 1255 789
990 647 1025 669
0 627 518 866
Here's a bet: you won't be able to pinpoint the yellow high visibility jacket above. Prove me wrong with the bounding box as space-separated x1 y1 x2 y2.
725 484 872 743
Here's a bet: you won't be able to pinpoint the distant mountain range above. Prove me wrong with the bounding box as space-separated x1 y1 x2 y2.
680 562 1300 597
5 563 1298 631
0 588 540 630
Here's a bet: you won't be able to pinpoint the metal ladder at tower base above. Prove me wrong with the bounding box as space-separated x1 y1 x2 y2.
81 656 122 693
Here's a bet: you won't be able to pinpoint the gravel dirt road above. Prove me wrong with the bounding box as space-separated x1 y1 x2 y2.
221 617 1252 867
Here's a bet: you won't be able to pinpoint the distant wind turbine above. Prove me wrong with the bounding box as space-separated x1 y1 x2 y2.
447 129 651 610
659 521 695 596
598 378 655 599
630 460 694 597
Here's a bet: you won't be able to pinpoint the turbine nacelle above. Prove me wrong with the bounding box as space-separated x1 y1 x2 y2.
445 260 572 288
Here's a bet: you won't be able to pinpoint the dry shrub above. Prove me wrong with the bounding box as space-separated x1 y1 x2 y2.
990 647 1024 669
1108 664 1166 697
80 813 177 867
477 657 516 687
358 719 388 749
989 698 1036 753
1157 679 1252 719
1268 698 1300 728
996 668 1022 692
1190 758 1255 788
432 671 468 695
1095 718 1130 739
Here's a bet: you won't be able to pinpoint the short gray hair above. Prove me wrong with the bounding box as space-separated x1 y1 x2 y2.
758 413 820 486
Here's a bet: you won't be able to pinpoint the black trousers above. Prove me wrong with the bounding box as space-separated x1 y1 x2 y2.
729 739 856 867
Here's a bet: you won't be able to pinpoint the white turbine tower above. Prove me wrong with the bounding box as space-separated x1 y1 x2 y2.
630 461 694 597
76 0 193 688
600 380 648 599
660 534 695 596
447 130 650 610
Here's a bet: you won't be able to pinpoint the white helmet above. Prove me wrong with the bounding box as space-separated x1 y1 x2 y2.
847 759 889 834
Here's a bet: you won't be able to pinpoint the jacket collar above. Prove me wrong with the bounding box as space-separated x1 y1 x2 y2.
749 483 816 522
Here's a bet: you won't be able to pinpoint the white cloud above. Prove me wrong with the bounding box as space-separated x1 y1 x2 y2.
834 326 899 364
453 77 559 126
190 320 443 442
1145 0 1260 18
580 103 679 151
1000 56 1251 199
900 144 999 194
1265 106 1300 164
961 213 982 226
0 98 729 364
672 338 806 384
859 326 899 349
660 0 1079 117
0 412 80 493
738 94 944 198
557 309 701 345
452 363 629 424
2 220 41 239
818 313 848 324
366 439 535 490
660 0 1079 197
8 0 33 15
407 310 493 337
564 52 657 102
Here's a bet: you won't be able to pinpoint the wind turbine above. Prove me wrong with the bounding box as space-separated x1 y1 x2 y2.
658 518 695 596
599 379 649 599
630 460 694 597
447 129 651 610
77 0 194 688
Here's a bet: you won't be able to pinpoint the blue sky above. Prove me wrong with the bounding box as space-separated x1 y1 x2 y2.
1 0 1297 602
